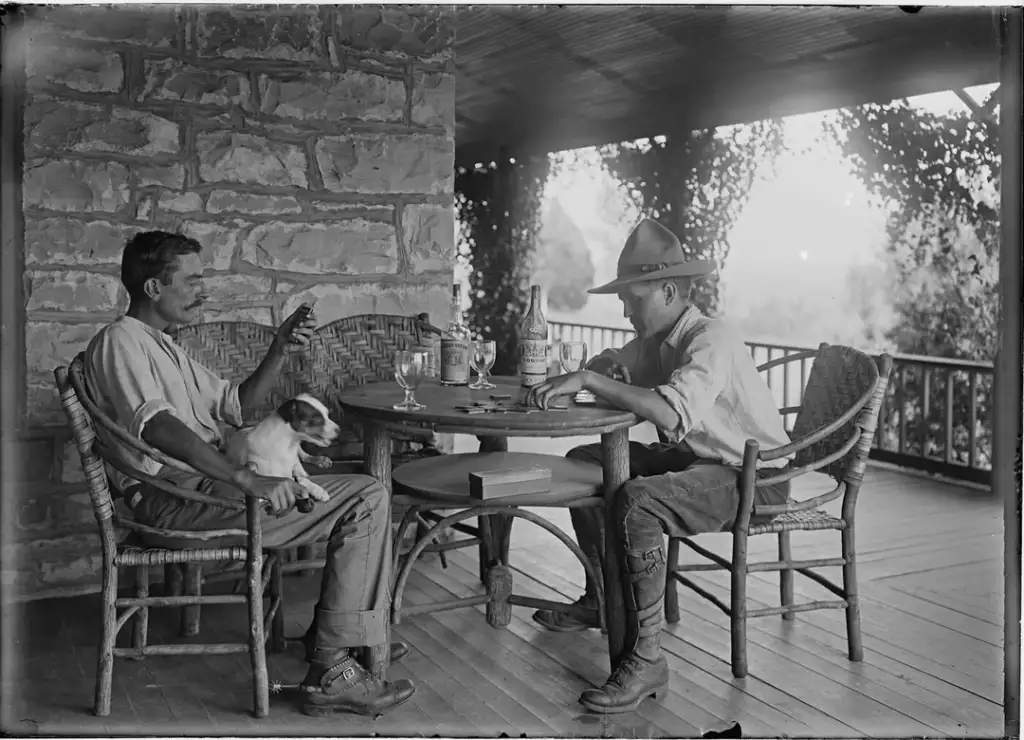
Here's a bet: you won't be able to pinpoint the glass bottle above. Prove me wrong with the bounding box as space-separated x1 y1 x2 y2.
440 284 471 386
518 285 549 388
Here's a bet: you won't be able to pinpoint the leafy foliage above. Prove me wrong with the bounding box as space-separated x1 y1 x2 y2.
455 155 551 376
822 92 1000 362
532 199 595 313
599 121 785 314
823 89 1001 471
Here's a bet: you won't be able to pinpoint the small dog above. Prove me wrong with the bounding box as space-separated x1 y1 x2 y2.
226 394 340 504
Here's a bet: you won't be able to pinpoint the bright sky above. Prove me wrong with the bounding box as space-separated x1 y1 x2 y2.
542 84 998 331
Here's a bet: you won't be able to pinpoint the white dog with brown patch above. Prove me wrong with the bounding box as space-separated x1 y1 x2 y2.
226 394 340 508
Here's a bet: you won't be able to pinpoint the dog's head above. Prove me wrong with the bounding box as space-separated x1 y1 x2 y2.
276 394 340 447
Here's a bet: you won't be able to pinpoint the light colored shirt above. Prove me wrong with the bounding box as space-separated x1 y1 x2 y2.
597 305 792 469
83 315 243 493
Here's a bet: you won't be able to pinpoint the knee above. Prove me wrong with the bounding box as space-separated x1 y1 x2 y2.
356 476 389 518
566 444 601 464
611 479 650 524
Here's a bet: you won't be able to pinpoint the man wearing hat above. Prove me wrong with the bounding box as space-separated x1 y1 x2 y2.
525 218 793 714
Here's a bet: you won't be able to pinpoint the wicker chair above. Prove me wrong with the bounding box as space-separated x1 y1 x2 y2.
664 343 893 678
54 357 282 718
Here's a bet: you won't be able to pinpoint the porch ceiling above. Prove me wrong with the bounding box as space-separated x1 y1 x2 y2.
454 5 1001 166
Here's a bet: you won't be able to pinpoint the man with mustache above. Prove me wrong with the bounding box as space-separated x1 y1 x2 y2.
82 231 414 716
525 219 793 714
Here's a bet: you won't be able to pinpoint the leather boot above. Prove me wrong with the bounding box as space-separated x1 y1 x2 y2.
301 615 409 665
301 651 415 717
579 548 669 714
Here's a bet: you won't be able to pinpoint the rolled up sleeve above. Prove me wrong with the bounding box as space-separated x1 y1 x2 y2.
654 327 731 443
185 353 244 428
87 329 177 440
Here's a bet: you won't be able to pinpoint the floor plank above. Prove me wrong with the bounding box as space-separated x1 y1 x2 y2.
4 460 1005 738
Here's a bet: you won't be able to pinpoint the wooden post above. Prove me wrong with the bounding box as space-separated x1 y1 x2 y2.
600 427 630 670
997 8 1023 738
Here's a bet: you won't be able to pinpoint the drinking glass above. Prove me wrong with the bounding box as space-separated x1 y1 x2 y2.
393 350 429 411
559 340 588 374
469 340 497 390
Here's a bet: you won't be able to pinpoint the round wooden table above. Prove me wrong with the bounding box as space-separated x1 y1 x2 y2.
389 451 608 632
337 375 640 676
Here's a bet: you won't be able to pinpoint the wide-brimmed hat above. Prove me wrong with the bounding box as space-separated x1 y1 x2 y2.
588 218 715 295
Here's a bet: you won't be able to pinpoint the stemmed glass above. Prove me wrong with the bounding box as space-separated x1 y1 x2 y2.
559 340 594 403
559 340 588 374
393 350 429 411
469 340 497 390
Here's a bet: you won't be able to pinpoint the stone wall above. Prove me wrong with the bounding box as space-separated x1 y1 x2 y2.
7 5 456 599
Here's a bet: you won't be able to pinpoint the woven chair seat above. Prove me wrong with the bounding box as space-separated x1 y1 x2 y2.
116 545 247 567
747 508 846 536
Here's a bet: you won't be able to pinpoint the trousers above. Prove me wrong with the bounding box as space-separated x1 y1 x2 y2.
134 470 391 651
565 441 790 602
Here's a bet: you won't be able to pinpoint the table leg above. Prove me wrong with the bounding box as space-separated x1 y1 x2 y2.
362 421 392 681
477 435 509 583
601 427 630 672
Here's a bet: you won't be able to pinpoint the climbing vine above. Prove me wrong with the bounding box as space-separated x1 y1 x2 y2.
599 121 785 314
455 154 551 376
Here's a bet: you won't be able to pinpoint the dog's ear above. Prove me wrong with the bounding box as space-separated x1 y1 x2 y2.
276 399 301 425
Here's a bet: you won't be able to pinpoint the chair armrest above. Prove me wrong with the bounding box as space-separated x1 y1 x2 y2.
97 440 245 512
116 516 248 541
754 429 860 482
758 400 866 463
753 481 846 517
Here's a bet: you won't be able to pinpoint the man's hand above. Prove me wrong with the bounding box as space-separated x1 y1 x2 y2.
524 371 588 410
272 304 317 354
234 468 305 516
586 356 632 384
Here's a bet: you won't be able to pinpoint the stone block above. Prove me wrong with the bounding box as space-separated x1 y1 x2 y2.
403 204 455 275
23 160 129 214
411 71 455 131
175 221 242 271
141 58 252 109
242 221 398 275
315 135 453 194
26 271 123 312
135 163 185 189
197 132 308 188
157 191 204 214
25 44 123 93
207 190 301 215
198 305 274 325
37 538 102 587
31 6 178 47
278 281 451 327
14 489 95 537
26 99 178 157
25 217 137 267
196 8 324 62
334 6 454 60
204 273 273 302
25 321 106 375
26 379 66 427
259 71 404 123
13 439 56 483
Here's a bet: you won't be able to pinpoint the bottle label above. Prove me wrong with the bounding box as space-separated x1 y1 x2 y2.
440 338 470 385
520 339 548 387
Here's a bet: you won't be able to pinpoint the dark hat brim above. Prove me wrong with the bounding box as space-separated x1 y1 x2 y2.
587 260 716 295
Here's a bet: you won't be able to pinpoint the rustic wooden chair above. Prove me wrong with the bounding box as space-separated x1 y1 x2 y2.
54 357 282 718
172 313 449 594
664 343 893 678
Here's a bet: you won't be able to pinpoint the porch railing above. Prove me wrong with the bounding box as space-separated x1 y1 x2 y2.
550 321 993 486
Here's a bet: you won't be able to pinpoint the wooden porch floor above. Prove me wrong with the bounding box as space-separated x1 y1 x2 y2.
1 434 1005 737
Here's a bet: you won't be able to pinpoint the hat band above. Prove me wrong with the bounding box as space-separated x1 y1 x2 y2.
620 261 685 277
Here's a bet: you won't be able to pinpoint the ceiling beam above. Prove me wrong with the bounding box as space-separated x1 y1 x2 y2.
455 36 999 167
